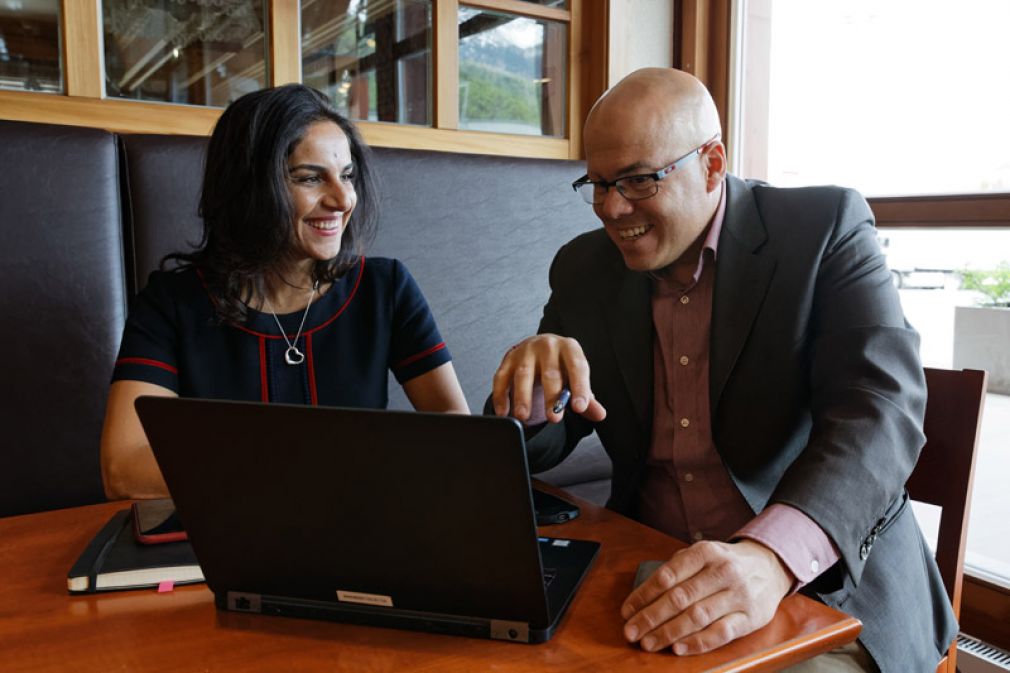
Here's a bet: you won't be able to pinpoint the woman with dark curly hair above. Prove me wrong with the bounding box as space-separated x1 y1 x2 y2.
101 84 468 499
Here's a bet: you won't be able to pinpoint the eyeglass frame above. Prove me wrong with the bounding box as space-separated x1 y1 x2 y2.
571 133 721 205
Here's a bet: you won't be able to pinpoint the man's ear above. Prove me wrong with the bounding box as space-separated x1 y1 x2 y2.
704 142 728 192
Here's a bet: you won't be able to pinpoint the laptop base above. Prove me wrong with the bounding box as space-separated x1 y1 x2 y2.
216 536 600 644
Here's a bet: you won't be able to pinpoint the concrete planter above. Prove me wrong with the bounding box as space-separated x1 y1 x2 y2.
953 305 1010 394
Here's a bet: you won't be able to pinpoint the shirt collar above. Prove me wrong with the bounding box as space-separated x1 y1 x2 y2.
703 181 727 260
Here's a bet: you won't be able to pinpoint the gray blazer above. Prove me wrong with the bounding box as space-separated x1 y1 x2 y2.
527 175 956 671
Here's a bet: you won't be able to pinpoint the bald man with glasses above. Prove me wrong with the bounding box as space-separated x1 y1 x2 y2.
491 68 954 672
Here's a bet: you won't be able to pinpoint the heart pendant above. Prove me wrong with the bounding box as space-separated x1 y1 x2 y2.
284 346 305 366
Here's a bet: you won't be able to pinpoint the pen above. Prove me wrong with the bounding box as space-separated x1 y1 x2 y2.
552 388 572 414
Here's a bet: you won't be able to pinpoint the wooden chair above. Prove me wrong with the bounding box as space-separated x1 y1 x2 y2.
906 367 988 673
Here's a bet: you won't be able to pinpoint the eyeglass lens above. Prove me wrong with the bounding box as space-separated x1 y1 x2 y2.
576 178 658 205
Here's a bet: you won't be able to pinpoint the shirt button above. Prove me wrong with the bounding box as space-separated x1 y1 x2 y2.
810 559 820 573
693 531 704 541
683 473 694 483
679 355 689 366
680 295 690 305
680 418 690 428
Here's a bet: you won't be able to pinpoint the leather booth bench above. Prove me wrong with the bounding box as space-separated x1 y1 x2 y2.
0 119 611 517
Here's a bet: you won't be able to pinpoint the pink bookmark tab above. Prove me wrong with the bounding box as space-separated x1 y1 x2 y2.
157 581 175 593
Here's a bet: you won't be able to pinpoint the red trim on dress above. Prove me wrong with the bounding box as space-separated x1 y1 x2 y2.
394 342 446 369
115 357 178 375
258 337 269 402
305 333 318 406
229 257 366 339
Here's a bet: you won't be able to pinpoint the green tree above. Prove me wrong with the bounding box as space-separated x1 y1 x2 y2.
961 262 1010 306
459 62 539 126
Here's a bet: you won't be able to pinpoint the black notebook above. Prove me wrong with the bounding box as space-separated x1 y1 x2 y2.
67 508 204 593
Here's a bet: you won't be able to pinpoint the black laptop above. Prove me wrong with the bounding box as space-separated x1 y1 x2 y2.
134 397 600 643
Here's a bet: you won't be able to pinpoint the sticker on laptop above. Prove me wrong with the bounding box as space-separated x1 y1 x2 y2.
336 590 394 607
552 539 570 547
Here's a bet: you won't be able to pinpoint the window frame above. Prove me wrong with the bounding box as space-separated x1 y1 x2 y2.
0 0 608 160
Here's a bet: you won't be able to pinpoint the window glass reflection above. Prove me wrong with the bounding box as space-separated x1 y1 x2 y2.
103 0 268 107
0 0 61 93
458 8 566 137
302 0 431 126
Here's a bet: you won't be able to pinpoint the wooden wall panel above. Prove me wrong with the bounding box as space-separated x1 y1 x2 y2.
570 0 607 159
676 0 731 149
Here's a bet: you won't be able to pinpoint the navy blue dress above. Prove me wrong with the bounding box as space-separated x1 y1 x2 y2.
112 257 452 407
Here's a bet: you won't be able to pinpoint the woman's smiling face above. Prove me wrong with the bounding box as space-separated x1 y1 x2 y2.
285 120 357 267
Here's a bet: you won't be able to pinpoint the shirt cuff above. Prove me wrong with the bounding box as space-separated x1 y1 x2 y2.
734 503 840 593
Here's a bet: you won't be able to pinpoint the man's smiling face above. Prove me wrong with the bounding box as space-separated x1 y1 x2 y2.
582 70 725 273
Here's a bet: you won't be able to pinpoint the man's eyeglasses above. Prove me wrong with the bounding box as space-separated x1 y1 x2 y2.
571 133 721 205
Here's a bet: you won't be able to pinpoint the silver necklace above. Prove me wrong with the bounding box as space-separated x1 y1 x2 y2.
263 280 319 366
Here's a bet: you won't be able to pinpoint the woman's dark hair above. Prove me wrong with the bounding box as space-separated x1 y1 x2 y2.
164 84 379 324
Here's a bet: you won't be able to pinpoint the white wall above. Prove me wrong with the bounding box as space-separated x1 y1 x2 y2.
608 0 674 87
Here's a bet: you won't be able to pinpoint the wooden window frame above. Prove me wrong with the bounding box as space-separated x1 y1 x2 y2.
0 0 608 160
869 192 1010 229
685 0 1010 650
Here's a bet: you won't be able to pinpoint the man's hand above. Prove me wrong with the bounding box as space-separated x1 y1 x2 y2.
491 334 607 424
622 540 793 655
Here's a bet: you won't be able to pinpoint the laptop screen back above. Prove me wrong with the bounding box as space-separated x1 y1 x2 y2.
136 397 552 626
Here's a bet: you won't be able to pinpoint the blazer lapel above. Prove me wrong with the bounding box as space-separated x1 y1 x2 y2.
602 266 653 434
710 176 777 412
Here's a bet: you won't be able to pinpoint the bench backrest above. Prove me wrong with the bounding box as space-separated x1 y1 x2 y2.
1 121 605 516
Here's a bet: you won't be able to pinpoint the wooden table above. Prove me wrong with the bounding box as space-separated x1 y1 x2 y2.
0 495 860 672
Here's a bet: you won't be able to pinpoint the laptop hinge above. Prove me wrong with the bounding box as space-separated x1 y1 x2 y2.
490 620 530 643
227 591 263 613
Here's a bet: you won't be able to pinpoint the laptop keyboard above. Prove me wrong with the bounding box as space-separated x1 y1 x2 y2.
538 537 569 588
543 568 558 587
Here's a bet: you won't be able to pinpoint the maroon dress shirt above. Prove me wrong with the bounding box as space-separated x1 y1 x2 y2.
636 186 838 588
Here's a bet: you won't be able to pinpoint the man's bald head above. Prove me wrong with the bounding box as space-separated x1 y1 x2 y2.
585 68 721 158
581 68 727 274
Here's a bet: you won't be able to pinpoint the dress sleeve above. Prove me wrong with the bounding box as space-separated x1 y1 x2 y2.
111 272 180 392
388 260 452 384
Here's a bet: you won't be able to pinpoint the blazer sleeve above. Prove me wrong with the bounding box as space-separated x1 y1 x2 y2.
772 188 927 587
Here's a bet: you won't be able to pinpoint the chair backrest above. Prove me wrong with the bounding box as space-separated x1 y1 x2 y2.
0 120 127 517
906 367 988 673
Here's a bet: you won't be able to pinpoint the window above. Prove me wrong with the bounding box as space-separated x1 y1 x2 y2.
302 0 432 126
0 0 597 159
734 0 1010 197
877 228 1010 585
0 0 61 93
458 7 567 137
102 0 268 106
732 0 1010 645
